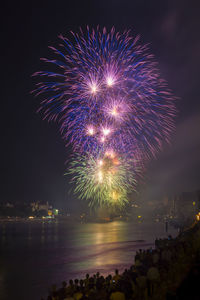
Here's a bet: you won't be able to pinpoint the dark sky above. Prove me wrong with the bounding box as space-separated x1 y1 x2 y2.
1 0 200 210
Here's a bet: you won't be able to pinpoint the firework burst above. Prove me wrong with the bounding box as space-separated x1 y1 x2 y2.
68 151 139 208
33 27 176 209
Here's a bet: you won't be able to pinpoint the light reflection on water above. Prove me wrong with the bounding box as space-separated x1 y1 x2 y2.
0 220 178 300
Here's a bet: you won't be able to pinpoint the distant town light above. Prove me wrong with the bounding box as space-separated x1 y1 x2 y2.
53 208 59 216
48 210 52 216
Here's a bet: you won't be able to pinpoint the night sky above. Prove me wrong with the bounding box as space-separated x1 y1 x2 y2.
1 0 200 210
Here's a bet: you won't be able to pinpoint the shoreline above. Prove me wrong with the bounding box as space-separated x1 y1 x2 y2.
42 221 200 300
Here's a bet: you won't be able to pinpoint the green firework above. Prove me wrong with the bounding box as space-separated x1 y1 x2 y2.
67 151 138 209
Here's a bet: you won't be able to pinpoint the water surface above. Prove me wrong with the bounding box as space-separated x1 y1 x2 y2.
0 220 178 300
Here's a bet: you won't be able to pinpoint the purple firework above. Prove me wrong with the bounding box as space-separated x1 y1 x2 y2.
33 27 176 161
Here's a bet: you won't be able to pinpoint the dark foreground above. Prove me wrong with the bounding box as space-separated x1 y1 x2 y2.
44 222 200 300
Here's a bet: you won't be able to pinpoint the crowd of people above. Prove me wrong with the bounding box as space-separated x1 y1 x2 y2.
42 222 200 300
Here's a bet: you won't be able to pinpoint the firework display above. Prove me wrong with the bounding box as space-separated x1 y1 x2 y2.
33 27 176 208
69 151 139 208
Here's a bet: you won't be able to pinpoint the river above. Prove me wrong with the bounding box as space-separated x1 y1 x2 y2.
0 220 178 300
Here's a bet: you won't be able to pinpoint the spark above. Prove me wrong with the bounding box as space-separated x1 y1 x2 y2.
102 128 111 136
87 126 95 136
98 160 103 166
98 171 103 183
111 190 119 201
90 83 97 94
111 106 118 116
106 76 115 87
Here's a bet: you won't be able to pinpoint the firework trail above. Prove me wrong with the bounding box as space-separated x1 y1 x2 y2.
33 27 176 208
